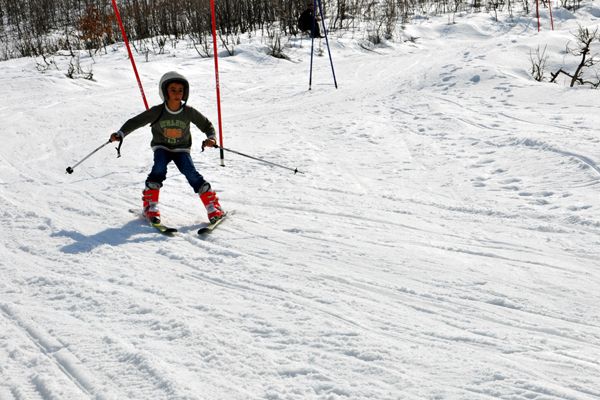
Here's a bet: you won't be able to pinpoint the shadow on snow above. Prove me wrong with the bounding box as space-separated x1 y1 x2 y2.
52 219 169 254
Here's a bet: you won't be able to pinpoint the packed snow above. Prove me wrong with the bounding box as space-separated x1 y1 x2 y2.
1 4 600 400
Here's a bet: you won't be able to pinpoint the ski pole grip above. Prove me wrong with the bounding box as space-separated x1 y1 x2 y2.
201 141 220 152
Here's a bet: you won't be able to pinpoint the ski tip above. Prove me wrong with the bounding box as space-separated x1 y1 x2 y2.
151 223 178 235
197 211 229 235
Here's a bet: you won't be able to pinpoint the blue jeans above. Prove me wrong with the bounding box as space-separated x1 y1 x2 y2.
146 148 207 193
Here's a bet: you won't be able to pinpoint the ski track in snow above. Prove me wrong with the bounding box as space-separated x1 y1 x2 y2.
2 5 600 400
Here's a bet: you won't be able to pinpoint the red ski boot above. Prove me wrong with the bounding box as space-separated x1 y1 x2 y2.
142 187 161 224
200 190 223 223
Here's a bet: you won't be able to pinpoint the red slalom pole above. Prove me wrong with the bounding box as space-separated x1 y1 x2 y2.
111 0 149 110
209 0 225 166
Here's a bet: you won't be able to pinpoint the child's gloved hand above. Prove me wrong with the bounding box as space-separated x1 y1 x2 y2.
202 138 218 150
109 132 123 142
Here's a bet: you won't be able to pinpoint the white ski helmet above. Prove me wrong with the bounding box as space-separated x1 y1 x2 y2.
159 71 190 103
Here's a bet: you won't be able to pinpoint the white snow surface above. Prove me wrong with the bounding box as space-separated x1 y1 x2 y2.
2 6 600 400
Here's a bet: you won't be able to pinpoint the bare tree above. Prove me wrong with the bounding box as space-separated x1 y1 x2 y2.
550 25 600 87
78 4 114 54
0 0 572 62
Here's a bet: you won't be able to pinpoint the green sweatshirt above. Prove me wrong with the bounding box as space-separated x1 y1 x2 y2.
119 104 216 153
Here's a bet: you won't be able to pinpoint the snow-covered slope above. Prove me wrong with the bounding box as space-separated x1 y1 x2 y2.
1 5 600 400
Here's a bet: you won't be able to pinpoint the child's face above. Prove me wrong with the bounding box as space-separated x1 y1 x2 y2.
167 82 185 102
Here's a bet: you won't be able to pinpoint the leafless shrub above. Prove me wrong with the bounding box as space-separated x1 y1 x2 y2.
267 31 290 60
530 45 548 82
66 53 94 80
550 25 600 87
35 54 58 73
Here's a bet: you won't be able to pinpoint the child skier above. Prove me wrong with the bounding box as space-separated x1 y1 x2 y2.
109 71 223 225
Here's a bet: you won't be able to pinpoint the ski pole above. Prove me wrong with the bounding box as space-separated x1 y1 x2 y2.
308 0 316 90
203 143 304 175
317 0 338 89
66 140 110 174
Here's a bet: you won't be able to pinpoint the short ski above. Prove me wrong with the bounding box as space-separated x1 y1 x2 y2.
150 221 178 235
198 211 230 235
129 209 177 235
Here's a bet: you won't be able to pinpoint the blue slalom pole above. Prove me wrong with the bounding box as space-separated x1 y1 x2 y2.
317 0 338 89
308 0 317 90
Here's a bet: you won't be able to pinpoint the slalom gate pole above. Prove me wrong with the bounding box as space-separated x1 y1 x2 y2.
111 0 149 110
317 0 338 89
209 0 226 166
66 141 111 174
66 1 146 175
203 144 304 174
308 0 316 90
535 0 541 32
